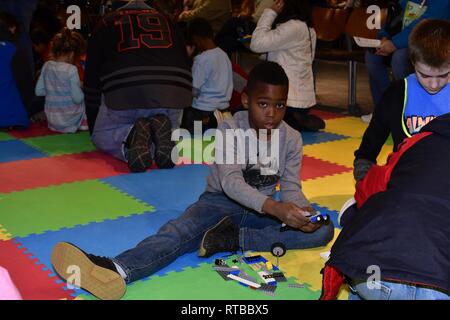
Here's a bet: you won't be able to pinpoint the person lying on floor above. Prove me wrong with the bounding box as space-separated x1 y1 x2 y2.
51 61 335 300
321 113 450 300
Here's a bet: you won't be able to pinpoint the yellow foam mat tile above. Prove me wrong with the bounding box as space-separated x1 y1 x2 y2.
303 172 355 211
324 117 369 138
304 138 392 168
257 229 349 300
0 224 12 241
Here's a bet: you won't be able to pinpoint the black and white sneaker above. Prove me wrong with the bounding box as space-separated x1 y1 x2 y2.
149 114 176 169
51 242 126 300
198 217 240 258
126 118 153 173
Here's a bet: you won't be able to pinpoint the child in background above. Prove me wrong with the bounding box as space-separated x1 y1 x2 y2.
354 19 450 181
250 0 325 132
181 18 233 134
35 28 88 133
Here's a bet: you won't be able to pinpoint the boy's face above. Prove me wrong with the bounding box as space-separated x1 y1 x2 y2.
242 82 288 138
415 62 450 95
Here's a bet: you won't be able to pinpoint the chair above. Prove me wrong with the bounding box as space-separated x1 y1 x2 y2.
312 6 386 115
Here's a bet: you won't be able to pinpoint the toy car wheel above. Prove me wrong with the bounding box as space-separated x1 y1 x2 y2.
271 242 287 257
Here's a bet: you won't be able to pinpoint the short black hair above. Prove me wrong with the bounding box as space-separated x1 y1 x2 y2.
246 61 289 94
186 18 214 44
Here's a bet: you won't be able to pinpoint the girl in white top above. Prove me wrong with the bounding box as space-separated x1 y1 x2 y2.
250 0 325 131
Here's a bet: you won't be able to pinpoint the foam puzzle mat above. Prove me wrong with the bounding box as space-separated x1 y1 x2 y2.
0 110 393 300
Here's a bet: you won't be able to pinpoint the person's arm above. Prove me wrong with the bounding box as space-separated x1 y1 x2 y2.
250 8 303 53
192 55 208 98
69 67 84 105
179 0 224 21
279 132 310 209
353 81 405 181
35 64 46 97
355 131 432 208
391 0 450 49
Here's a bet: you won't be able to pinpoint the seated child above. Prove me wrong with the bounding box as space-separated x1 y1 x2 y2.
181 18 233 134
51 61 335 300
0 11 30 129
354 19 450 181
35 28 88 133
321 113 450 300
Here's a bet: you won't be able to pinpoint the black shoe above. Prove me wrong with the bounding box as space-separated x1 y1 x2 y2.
51 242 126 300
198 217 240 258
298 114 326 132
127 118 153 173
149 114 176 169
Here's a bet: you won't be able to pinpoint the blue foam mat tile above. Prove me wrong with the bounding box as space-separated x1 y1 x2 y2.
311 203 340 230
101 164 209 211
301 131 349 146
0 140 47 163
15 211 181 273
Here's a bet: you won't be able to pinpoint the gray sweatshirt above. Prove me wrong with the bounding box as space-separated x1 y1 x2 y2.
205 111 310 213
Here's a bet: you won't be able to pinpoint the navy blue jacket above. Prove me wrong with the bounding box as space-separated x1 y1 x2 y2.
328 113 450 295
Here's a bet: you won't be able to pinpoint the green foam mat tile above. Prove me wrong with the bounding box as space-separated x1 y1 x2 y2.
78 261 320 300
177 137 216 164
23 132 95 156
0 132 13 141
0 180 153 237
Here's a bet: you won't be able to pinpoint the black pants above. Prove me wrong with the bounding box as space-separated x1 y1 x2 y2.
284 106 325 132
181 107 218 135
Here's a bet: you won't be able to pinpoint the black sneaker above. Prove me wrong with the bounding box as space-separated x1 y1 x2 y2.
148 114 176 169
198 217 240 258
127 118 153 173
51 242 126 300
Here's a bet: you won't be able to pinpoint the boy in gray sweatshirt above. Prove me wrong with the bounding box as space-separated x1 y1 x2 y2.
51 61 335 300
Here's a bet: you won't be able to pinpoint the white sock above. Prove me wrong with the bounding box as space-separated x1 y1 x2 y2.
113 262 127 280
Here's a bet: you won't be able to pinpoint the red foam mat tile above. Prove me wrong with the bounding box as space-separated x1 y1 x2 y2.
8 122 59 139
0 151 129 193
301 155 351 181
0 239 75 300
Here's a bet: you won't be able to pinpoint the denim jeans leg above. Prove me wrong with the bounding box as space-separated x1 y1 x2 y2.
113 192 246 283
239 212 335 252
91 104 137 161
365 50 391 106
391 48 413 80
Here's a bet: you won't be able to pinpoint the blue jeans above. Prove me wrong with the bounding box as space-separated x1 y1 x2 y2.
113 192 335 283
349 280 450 300
91 103 182 161
365 48 412 106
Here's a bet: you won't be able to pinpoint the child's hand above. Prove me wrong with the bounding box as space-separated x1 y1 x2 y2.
263 199 320 232
376 39 396 56
186 45 196 57
271 0 285 14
